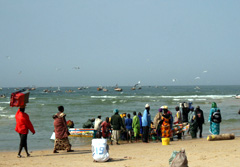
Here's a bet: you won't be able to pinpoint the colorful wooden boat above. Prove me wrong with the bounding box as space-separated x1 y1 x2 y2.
69 128 94 137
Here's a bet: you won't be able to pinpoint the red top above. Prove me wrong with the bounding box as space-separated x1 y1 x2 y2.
101 121 111 138
15 109 35 134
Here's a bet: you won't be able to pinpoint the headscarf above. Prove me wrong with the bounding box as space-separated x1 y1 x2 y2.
211 102 217 108
158 108 163 112
113 109 119 114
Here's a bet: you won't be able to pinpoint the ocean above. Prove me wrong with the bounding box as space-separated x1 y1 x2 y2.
0 85 240 151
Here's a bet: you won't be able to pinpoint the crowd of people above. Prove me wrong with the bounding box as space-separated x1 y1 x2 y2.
81 101 222 145
14 102 222 160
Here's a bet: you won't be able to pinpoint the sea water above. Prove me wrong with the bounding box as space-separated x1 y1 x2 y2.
0 85 240 151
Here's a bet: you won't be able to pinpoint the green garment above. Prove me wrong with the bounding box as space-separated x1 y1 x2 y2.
110 114 124 130
211 102 217 108
132 115 140 137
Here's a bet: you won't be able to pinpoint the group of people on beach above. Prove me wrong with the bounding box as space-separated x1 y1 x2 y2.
14 102 222 159
82 101 222 145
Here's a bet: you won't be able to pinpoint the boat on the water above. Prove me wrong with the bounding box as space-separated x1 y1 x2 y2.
235 94 240 99
114 87 122 91
0 94 6 98
68 128 94 137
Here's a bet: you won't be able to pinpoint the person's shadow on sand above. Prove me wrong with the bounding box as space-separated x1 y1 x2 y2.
32 150 92 157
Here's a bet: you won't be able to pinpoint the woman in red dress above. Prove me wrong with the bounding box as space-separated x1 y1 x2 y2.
15 106 35 158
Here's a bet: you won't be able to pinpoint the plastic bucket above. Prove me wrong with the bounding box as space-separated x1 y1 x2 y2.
162 138 170 145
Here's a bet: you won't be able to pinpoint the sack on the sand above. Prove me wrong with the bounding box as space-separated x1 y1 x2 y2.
207 133 235 141
169 148 188 167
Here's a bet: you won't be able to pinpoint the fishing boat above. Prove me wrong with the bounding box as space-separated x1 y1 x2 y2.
235 94 240 99
68 128 94 137
103 88 108 92
97 87 103 91
114 84 122 92
0 94 6 98
114 87 122 92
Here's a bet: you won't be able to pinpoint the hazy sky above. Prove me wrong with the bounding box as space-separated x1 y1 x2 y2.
1 1 240 87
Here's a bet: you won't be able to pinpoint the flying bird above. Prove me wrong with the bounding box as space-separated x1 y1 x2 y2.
18 71 22 75
73 66 80 70
203 70 208 73
195 77 200 80
172 79 177 82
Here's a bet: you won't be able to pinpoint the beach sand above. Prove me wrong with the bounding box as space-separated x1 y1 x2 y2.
1 137 239 167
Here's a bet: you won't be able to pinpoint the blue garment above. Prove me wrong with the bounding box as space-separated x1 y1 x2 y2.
142 109 151 127
125 118 133 130
138 115 143 134
208 108 220 135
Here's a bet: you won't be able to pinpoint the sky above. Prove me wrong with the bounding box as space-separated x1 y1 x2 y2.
1 0 240 87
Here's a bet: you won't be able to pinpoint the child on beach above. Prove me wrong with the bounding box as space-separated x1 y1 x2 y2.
125 113 133 143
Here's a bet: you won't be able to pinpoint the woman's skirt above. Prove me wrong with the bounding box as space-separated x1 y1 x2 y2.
209 122 220 135
161 125 171 138
54 137 71 151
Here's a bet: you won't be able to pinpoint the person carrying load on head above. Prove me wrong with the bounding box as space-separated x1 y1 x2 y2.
15 105 35 158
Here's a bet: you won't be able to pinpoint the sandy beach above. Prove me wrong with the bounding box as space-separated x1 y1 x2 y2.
1 136 239 167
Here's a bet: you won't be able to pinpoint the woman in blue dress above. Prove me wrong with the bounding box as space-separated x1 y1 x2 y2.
208 102 222 135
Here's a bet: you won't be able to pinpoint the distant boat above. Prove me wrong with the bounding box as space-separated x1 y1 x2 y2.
0 94 6 98
194 86 201 90
114 87 122 92
103 88 108 92
131 81 141 90
114 84 122 92
53 87 61 93
65 90 74 93
235 94 240 99
43 89 52 93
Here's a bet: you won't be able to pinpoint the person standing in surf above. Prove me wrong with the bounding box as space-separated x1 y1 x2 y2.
208 102 222 135
195 106 205 138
